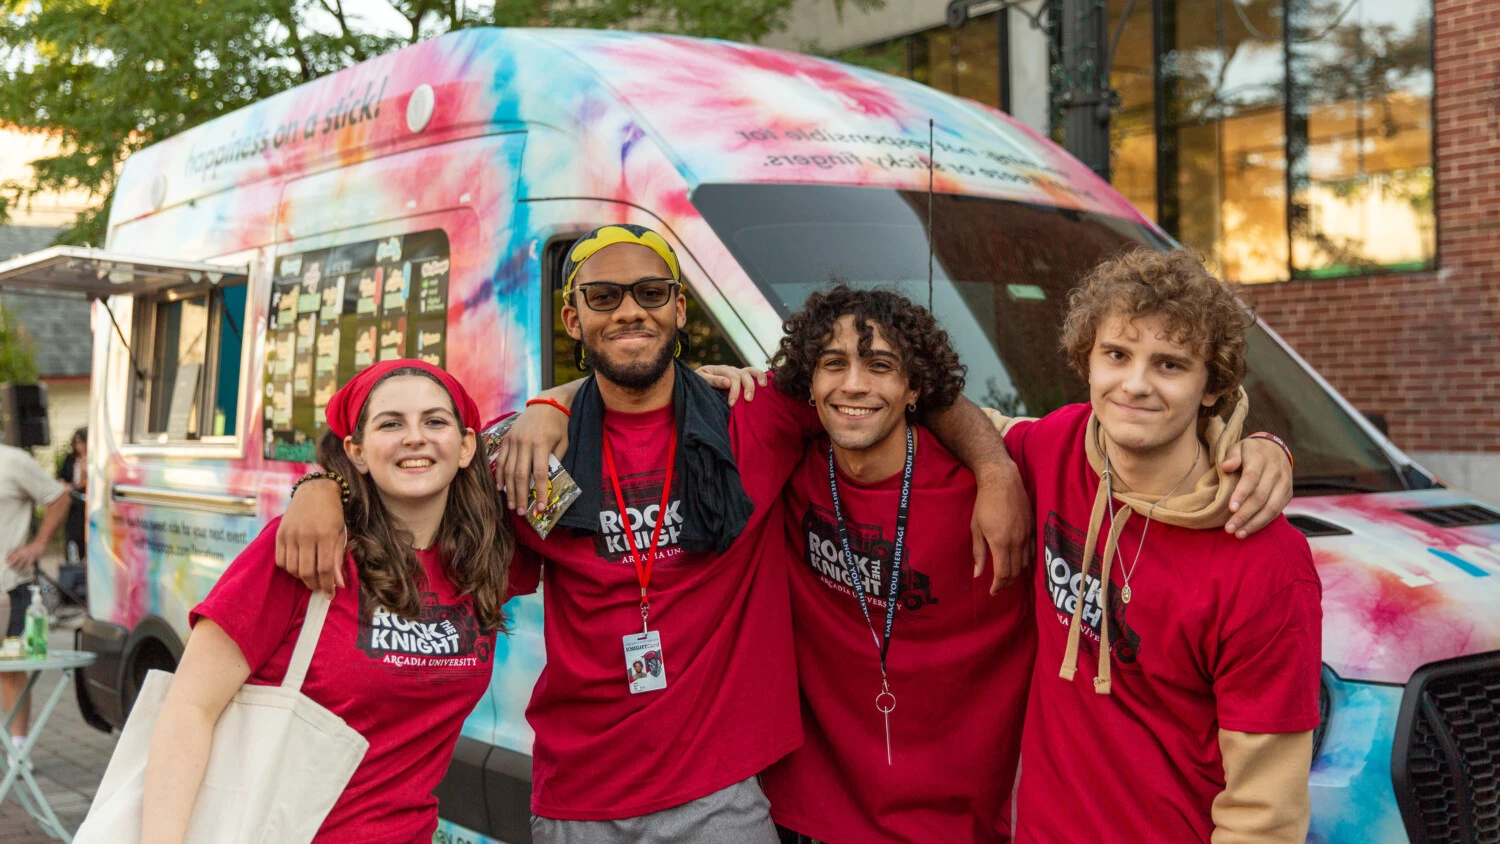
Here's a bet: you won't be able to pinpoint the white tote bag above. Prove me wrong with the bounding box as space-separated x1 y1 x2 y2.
76 592 370 844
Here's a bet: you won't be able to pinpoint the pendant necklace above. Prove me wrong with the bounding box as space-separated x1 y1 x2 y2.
1101 437 1201 605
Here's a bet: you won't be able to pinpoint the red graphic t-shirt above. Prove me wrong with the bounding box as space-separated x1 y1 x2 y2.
510 380 820 820
1003 404 1322 843
192 518 495 844
761 428 1036 844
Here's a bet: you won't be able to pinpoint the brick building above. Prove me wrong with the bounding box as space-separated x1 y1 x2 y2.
766 0 1498 500
1250 0 1499 496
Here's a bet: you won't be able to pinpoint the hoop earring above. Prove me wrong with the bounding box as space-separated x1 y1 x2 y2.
573 341 589 371
808 397 816 406
906 403 917 413
674 338 682 358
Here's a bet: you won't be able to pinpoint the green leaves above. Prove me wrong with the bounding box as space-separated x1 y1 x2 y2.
0 304 39 384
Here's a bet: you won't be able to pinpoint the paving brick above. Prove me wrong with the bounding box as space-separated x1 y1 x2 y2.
0 623 118 840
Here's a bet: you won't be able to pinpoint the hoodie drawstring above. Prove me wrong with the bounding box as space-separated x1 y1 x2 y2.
1060 478 1131 694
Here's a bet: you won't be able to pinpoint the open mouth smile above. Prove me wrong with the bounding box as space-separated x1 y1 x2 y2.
397 457 435 469
831 404 881 418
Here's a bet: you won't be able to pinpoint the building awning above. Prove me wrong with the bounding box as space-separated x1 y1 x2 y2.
0 246 248 299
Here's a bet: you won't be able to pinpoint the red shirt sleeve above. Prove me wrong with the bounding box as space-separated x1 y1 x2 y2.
190 517 313 674
728 379 822 508
507 540 543 598
1001 417 1038 493
1212 535 1323 734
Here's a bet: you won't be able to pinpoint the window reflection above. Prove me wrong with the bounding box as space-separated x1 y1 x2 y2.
1158 0 1289 282
1289 0 1435 276
1108 0 1156 219
836 13 1004 110
827 0 1435 284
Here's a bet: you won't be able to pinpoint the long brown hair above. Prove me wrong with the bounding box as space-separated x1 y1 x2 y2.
315 368 513 634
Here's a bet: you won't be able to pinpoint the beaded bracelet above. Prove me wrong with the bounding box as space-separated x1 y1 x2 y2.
526 397 571 417
292 470 352 507
1247 432 1294 472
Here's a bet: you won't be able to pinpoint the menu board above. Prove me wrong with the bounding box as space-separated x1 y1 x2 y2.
264 229 451 462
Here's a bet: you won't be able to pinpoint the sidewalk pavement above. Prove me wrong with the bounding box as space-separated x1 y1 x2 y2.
0 548 119 842
0 622 118 843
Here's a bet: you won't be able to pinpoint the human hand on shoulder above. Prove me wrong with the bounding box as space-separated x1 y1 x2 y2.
696 365 767 405
972 460 1034 594
1221 435 1294 539
498 382 579 515
276 479 348 596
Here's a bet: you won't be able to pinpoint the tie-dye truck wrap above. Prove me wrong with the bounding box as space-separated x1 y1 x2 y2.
72 28 1496 844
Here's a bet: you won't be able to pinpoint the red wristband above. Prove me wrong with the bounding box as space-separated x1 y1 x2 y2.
526 397 571 417
1247 432 1293 471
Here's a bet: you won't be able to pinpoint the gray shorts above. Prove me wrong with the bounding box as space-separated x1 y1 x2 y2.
531 776 778 844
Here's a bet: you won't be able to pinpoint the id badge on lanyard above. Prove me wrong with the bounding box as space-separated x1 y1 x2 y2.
604 427 677 695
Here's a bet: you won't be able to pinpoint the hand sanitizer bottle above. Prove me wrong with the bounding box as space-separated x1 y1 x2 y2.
23 588 47 659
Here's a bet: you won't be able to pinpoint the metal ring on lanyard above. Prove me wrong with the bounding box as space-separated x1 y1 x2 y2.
827 426 914 764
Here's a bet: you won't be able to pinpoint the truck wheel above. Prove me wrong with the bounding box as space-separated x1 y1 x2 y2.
123 639 177 719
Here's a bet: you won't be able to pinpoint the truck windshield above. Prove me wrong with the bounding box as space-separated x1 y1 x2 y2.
693 183 1408 496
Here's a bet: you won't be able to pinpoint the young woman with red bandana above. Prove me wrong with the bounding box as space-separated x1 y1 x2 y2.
140 360 517 844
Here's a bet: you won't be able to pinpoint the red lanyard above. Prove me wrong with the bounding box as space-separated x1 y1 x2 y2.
602 426 677 612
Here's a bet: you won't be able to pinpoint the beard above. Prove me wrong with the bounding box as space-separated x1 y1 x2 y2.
584 331 677 391
823 408 904 454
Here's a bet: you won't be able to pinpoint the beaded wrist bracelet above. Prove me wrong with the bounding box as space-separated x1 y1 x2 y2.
292 470 352 507
1246 432 1294 472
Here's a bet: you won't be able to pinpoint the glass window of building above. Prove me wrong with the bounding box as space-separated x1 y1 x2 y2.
1288 0 1435 277
834 12 1005 111
826 0 1434 285
1106 0 1433 282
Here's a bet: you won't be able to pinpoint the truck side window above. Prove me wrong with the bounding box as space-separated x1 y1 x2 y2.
135 281 247 442
544 237 746 388
264 230 450 462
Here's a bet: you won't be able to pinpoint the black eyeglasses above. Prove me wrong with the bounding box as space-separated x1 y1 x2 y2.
574 278 680 312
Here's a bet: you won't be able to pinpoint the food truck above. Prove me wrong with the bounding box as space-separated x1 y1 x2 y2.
0 27 1494 844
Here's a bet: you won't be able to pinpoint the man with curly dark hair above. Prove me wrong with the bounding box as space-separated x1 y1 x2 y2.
989 247 1317 843
727 285 1037 844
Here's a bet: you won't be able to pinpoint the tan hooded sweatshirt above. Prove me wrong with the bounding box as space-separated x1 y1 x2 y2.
987 390 1313 843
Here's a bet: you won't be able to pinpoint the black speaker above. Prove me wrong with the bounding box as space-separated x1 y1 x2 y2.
1 383 49 448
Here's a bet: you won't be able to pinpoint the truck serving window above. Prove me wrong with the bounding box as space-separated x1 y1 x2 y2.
136 282 246 442
264 230 450 462
693 183 1406 495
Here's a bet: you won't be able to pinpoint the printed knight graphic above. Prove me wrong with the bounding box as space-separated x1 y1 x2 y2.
595 469 685 564
358 591 493 677
1042 513 1143 668
801 506 939 614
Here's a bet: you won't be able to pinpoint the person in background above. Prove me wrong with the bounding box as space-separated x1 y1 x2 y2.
0 440 71 755
142 360 516 843
58 428 87 565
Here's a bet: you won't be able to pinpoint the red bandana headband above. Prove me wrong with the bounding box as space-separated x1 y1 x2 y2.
324 359 481 439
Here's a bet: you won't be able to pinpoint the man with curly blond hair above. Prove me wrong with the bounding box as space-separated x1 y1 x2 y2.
990 248 1320 843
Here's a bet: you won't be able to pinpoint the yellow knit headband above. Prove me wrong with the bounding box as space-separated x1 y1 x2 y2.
561 224 682 299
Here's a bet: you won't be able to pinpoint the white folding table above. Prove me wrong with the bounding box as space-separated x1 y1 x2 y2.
0 649 97 841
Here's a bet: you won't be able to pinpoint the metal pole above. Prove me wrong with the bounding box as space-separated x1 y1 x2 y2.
1058 0 1112 178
